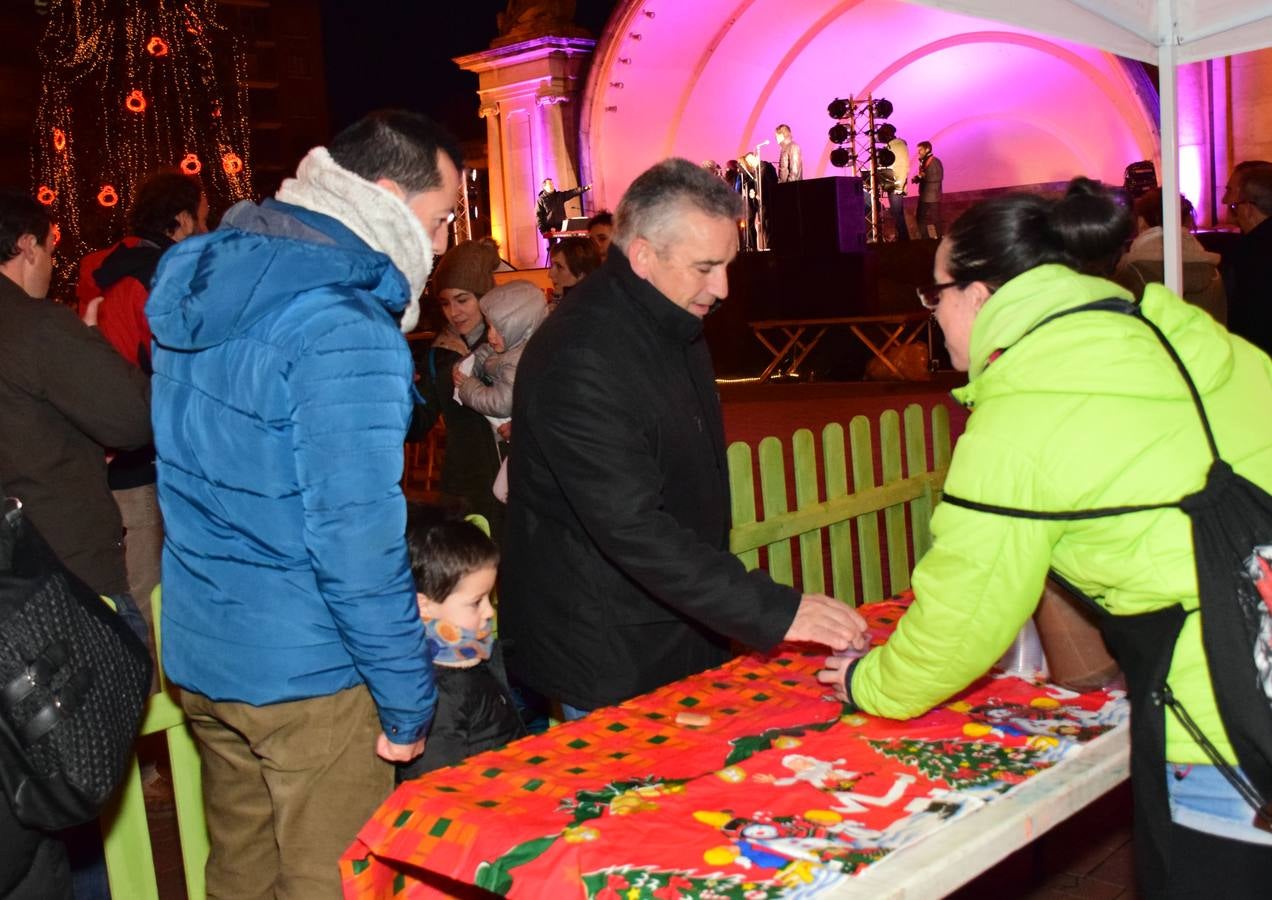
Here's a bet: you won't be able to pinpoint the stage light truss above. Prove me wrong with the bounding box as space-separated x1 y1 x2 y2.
826 95 894 244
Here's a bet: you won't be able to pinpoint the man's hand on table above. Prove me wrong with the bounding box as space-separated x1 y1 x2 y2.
376 732 425 763
784 593 869 652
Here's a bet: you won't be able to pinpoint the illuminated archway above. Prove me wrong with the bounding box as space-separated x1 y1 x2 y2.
581 0 1159 209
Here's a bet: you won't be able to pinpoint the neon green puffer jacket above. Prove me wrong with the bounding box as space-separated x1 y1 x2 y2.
850 264 1272 765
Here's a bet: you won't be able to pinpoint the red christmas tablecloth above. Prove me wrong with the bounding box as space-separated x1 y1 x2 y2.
341 595 1127 898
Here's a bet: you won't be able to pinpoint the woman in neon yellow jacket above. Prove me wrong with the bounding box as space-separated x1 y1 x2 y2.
820 181 1272 896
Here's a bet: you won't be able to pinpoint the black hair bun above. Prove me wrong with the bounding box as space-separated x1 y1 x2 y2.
1050 177 1132 275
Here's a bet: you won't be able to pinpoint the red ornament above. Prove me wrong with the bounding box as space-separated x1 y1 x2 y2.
125 90 147 113
36 185 56 205
97 185 119 208
221 152 243 175
50 224 62 246
52 128 66 151
146 36 169 57
179 153 202 175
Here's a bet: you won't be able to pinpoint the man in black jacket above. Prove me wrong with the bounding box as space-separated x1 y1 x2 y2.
502 158 867 718
535 177 590 238
1225 162 1272 357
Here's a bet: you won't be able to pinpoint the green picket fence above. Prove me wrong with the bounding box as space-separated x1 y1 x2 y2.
728 403 952 605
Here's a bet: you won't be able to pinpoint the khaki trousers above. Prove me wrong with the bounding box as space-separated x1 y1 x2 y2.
181 685 393 900
112 483 162 631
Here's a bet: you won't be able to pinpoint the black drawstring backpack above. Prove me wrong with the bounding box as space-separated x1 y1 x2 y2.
943 298 1272 830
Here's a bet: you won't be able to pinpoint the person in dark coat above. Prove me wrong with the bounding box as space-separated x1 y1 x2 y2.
0 191 151 613
0 189 152 900
409 239 508 540
1225 163 1272 356
913 140 944 239
501 158 868 718
396 509 525 781
535 177 590 238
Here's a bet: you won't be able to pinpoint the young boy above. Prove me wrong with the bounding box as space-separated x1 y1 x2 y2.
398 508 527 781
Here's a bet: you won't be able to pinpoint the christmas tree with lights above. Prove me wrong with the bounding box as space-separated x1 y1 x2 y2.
31 0 253 295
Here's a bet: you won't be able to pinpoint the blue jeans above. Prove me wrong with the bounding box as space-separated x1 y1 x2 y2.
105 592 149 649
1168 763 1272 845
560 703 591 722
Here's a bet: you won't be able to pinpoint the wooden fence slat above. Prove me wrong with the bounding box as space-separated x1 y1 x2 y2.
791 428 824 593
822 423 856 606
729 473 942 553
726 442 760 572
849 416 883 603
758 436 794 586
727 406 953 607
879 410 910 593
904 403 934 562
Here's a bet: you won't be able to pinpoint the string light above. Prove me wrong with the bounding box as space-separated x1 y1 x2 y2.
32 0 253 295
51 224 62 246
221 151 242 175
37 185 57 205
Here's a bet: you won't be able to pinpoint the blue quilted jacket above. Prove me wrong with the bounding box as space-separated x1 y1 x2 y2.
146 199 435 742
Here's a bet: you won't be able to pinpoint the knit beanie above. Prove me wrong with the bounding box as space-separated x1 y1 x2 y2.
431 239 500 297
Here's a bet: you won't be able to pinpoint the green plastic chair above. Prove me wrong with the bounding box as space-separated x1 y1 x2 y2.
100 586 209 900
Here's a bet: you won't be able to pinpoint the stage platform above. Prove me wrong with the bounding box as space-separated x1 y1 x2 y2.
720 371 969 449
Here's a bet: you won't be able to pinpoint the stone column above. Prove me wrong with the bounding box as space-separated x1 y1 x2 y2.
455 37 595 269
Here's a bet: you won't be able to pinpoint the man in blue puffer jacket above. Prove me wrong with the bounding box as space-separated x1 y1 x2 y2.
146 111 461 899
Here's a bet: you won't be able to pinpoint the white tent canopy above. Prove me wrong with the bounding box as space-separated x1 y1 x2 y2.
904 0 1272 290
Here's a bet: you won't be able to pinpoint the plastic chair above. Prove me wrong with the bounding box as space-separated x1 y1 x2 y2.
100 586 209 899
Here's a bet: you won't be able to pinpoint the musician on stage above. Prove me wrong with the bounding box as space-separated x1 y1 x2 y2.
775 124 803 183
912 141 944 239
738 152 777 251
535 177 591 241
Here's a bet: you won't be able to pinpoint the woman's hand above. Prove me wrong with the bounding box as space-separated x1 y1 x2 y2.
816 654 856 704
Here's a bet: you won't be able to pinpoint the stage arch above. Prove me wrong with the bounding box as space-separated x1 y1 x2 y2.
579 0 1160 209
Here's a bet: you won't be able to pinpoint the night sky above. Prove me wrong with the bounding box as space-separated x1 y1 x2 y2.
320 0 621 144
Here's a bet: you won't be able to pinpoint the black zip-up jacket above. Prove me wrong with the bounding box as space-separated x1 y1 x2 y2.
500 248 800 710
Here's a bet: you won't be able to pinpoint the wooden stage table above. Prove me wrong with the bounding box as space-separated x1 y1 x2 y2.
749 312 933 382
342 596 1129 899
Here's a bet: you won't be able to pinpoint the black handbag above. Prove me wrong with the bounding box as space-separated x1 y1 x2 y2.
0 492 152 830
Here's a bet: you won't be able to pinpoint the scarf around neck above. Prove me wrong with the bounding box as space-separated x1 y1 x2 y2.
423 616 494 666
276 146 433 332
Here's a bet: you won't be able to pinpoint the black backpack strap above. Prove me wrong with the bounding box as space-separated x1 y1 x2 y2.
941 494 1176 520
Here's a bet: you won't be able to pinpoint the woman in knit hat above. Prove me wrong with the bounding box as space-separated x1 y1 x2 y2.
408 238 507 539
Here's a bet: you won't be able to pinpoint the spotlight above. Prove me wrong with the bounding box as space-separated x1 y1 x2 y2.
875 147 896 168
830 147 854 168
827 98 850 119
873 123 897 143
873 98 893 119
828 123 850 144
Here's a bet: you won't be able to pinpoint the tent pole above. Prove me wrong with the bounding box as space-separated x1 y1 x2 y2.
1159 0 1183 294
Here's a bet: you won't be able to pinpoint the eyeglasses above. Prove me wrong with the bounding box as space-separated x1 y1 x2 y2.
916 281 963 310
